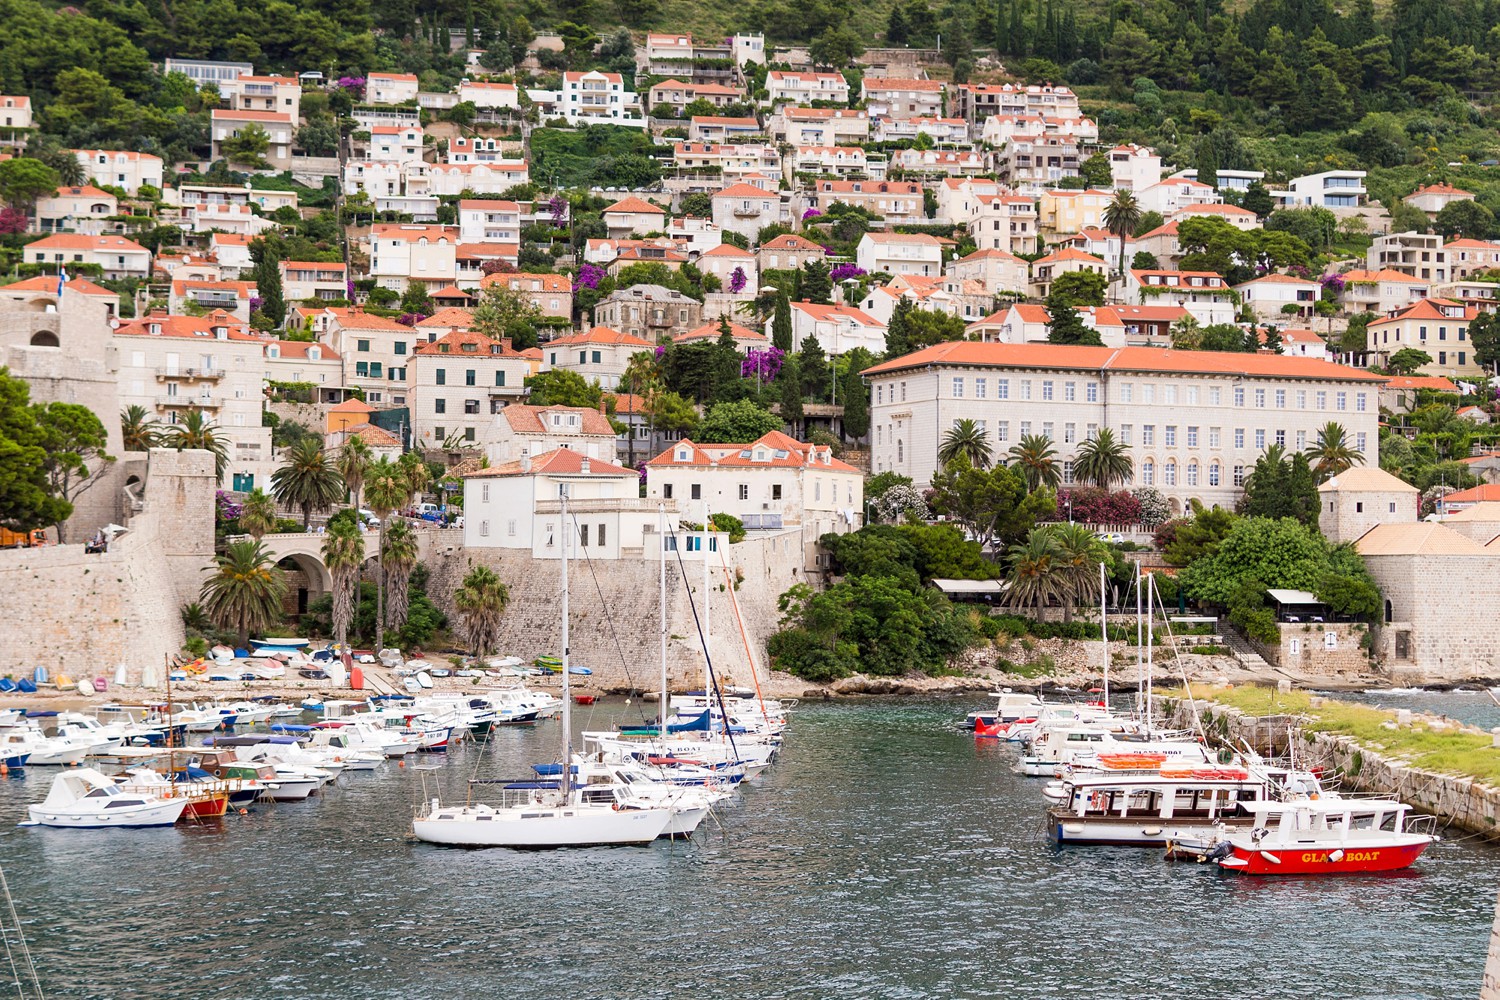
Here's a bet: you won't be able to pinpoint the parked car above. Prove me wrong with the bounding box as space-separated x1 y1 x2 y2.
358 509 380 527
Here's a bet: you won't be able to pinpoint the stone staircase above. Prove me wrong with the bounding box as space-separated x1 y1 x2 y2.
1215 620 1271 671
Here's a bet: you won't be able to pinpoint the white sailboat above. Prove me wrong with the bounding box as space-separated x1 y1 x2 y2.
412 484 673 848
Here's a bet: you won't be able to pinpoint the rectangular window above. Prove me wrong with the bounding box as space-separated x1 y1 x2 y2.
579 351 587 364
1356 392 1367 412
579 523 589 546
1186 463 1198 487
464 427 475 441
1042 422 1054 441
1296 390 1307 409
466 369 476 386
974 378 987 399
1119 424 1133 445
507 519 516 536
369 363 382 379
394 342 407 356
1086 423 1098 440
1164 462 1176 486
1209 464 1220 486
772 484 782 500
1063 423 1076 444
1357 431 1368 452
1186 387 1198 405
1209 387 1221 405
356 361 368 377
1142 425 1155 446
1275 389 1286 408
1336 391 1347 411
436 369 446 385
877 385 883 405
1233 465 1246 487
1254 389 1266 408
1162 385 1176 405
1234 428 1245 449
663 484 674 499
1234 386 1245 407
592 351 602 364
1165 425 1177 447
1187 426 1198 447
996 421 1009 442
598 523 607 546
1316 391 1327 409
1042 380 1054 401
1208 427 1220 447
357 339 370 352
690 484 701 500
1296 430 1307 450
996 379 1009 400
495 371 506 387
1275 429 1286 447
1142 385 1154 404
952 377 964 398
1063 381 1076 402
738 484 749 500
1120 383 1133 403
1086 382 1098 402
1020 380 1032 400
464 400 480 414
434 398 446 413
1255 429 1266 449
479 520 489 537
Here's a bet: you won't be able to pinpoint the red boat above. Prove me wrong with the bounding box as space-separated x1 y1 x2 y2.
1212 798 1436 875
572 694 596 706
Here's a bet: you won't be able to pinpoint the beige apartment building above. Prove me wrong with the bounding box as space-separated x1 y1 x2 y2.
864 342 1383 516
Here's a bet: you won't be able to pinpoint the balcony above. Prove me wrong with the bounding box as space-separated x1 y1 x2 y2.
536 497 680 514
156 367 225 382
733 205 762 217
157 395 221 409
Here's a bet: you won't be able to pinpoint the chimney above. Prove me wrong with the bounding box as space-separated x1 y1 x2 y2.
580 457 590 474
520 454 531 473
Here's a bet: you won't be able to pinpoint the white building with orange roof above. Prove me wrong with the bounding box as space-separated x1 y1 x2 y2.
186 201 277 236
967 303 1051 343
666 215 725 254
1380 375 1459 412
946 247 1030 294
1104 144 1158 191
1336 268 1429 315
966 191 1037 255
208 233 253 276
482 403 619 464
425 160 530 196
777 300 886 355
0 275 119 317
553 70 642 126
281 261 347 303
669 141 780 190
767 107 868 146
25 233 150 279
861 77 944 117
367 223 459 292
367 124 423 164
457 80 520 109
463 446 664 558
948 82 1081 123
545 326 657 388
995 133 1085 188
446 135 511 163
932 177 1004 226
320 305 418 406
697 243 757 299
209 109 294 171
480 271 572 320
688 116 763 143
223 73 301 119
368 72 420 105
0 95 31 140
873 116 968 143
1407 182 1475 217
1083 304 1192 347
767 71 850 106
645 430 863 562
756 233 824 272
855 232 944 277
1366 298 1484 378
169 278 257 321
1234 273 1321 323
1136 176 1220 216
809 179 925 226
602 195 668 239
263 339 343 400
1030 247 1106 299
1120 269 1236 325
32 185 117 234
1171 202 1260 229
455 242 520 284
890 148 986 177
1275 328 1332 362
864 341 1382 511
457 200 521 244
674 319 768 352
73 149 163 194
793 145 870 178
112 309 272 488
408 329 532 447
1442 238 1500 279
858 280 958 325
1037 188 1112 236
414 308 477 337
606 244 690 276
1130 221 1180 268
712 182 790 242
648 79 744 113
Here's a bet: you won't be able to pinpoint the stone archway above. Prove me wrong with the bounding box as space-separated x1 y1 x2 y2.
29 331 59 347
277 553 332 618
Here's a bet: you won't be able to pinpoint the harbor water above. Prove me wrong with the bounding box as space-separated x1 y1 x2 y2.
0 697 1494 999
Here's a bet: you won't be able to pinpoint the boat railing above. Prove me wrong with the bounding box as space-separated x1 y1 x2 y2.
1406 813 1439 837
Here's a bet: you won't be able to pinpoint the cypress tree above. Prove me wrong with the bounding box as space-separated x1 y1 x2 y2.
250 240 285 327
840 368 869 442
772 291 793 352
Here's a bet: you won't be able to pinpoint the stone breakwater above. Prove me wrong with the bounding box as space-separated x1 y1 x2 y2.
1164 695 1500 840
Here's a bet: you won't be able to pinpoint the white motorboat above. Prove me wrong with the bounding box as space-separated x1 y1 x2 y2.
962 689 1046 730
24 768 188 828
1018 725 1211 777
0 730 92 766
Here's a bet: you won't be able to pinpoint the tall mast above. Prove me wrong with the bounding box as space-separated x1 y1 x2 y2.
659 502 668 739
1134 559 1143 714
702 500 711 727
1145 568 1154 729
559 483 571 797
1099 561 1109 713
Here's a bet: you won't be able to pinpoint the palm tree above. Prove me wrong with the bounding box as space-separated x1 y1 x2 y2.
1049 523 1106 622
1073 428 1134 489
121 405 160 452
383 518 420 633
1008 434 1061 490
180 602 213 634
620 350 661 467
170 411 229 481
363 457 408 643
199 539 287 647
272 437 343 529
1307 421 1364 481
454 564 510 658
239 488 278 539
1006 528 1065 614
397 451 431 508
938 418 994 469
1103 190 1143 279
336 436 373 512
321 520 365 647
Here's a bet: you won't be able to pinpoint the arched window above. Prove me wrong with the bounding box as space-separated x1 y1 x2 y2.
29 331 59 347
1385 599 1393 624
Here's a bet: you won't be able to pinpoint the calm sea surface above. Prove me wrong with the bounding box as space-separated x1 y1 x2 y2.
0 696 1494 1000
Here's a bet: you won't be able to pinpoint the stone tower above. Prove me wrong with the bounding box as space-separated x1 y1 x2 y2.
1318 466 1419 545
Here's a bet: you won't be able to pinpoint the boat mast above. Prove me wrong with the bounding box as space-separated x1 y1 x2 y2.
1099 561 1109 713
702 500 711 730
666 503 672 740
560 483 571 798
1134 559 1142 713
1145 568 1154 729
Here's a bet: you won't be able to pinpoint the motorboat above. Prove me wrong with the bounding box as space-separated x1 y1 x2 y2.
24 768 188 828
0 729 90 766
1201 798 1437 874
112 768 229 819
1019 726 1212 777
963 689 1047 730
1045 767 1284 846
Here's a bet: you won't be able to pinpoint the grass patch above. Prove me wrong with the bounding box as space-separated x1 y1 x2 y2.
1185 685 1500 786
995 656 1054 678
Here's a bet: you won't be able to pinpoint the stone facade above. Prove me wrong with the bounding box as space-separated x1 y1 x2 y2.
1362 546 1500 682
1316 467 1419 545
1259 622 1370 677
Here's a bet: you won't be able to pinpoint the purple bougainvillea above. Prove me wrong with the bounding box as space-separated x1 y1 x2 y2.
655 344 667 359
346 279 357 299
215 490 242 522
548 195 567 224
728 266 747 294
741 346 785 381
830 263 867 283
1320 273 1346 294
249 295 264 313
573 263 606 291
335 76 366 94
802 208 823 221
396 312 427 326
637 462 648 485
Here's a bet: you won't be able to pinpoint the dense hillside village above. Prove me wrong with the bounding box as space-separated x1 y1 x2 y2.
8 0 1500 690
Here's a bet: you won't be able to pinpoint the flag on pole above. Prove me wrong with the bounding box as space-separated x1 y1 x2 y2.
56 267 68 296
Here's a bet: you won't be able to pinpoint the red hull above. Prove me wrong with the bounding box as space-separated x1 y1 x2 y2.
179 794 229 819
1222 840 1430 875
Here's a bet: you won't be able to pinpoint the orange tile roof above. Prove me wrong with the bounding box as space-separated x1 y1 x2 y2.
1340 268 1427 284
675 321 766 343
468 447 634 479
715 183 777 199
701 243 754 258
1089 305 1191 326
862 77 944 92
2 276 116 297
413 329 524 355
1033 247 1105 265
956 248 1026 264
549 326 654 348
691 116 761 126
430 284 473 299
1441 483 1500 504
321 307 410 332
1384 376 1459 391
646 431 859 473
863 341 1384 382
211 109 293 123
481 272 571 293
330 398 374 413
342 422 402 448
415 307 478 328
458 199 520 210
114 312 258 341
28 234 148 252
760 234 823 251
1237 273 1319 286
268 339 341 360
790 301 881 326
498 405 615 436
603 196 666 215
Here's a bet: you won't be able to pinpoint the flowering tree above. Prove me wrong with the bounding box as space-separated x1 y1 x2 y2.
547 195 567 224
335 76 366 96
396 312 427 326
874 484 930 522
345 279 357 300
728 266 747 294
1054 487 1142 525
0 207 27 234
1131 487 1171 528
215 490 243 523
1420 484 1455 518
573 263 606 291
829 263 867 283
741 346 785 381
802 207 823 221
481 259 517 274
249 295 264 313
1319 273 1346 296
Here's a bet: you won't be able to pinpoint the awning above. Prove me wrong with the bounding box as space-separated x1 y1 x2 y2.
930 578 1007 595
1266 588 1320 606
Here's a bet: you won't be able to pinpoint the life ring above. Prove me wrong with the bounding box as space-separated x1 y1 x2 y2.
611 803 620 811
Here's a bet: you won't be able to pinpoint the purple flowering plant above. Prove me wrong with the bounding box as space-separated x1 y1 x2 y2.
573 263 606 291
741 346 785 381
729 266 747 293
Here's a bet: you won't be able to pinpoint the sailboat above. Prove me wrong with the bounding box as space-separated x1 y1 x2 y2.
412 484 673 848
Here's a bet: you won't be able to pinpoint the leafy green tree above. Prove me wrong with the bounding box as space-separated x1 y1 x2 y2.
336 436 372 512
1241 446 1320 526
1072 428 1132 488
902 307 967 348
199 539 287 647
1386 348 1433 375
272 437 343 529
1078 153 1111 188
471 282 543 349
1047 269 1107 309
0 371 70 533
1131 251 1159 271
454 564 510 657
1047 303 1103 346
221 123 271 169
1162 503 1238 566
939 418 993 469
697 399 782 442
799 335 830 403
1049 521 1109 621
1470 311 1500 374
1434 199 1495 240
929 457 1055 551
363 458 407 643
31 402 112 542
801 258 833 304
809 26 865 67
525 368 603 408
0 158 59 211
1242 180 1274 219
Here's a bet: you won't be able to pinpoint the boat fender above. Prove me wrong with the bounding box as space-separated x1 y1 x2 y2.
1142 827 1163 837
1328 849 1345 863
1259 850 1282 864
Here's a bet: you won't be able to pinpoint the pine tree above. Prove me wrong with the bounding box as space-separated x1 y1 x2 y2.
885 297 914 359
995 0 1009 52
779 357 803 437
772 291 793 352
840 367 869 442
802 258 833 304
799 336 830 403
250 241 285 327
